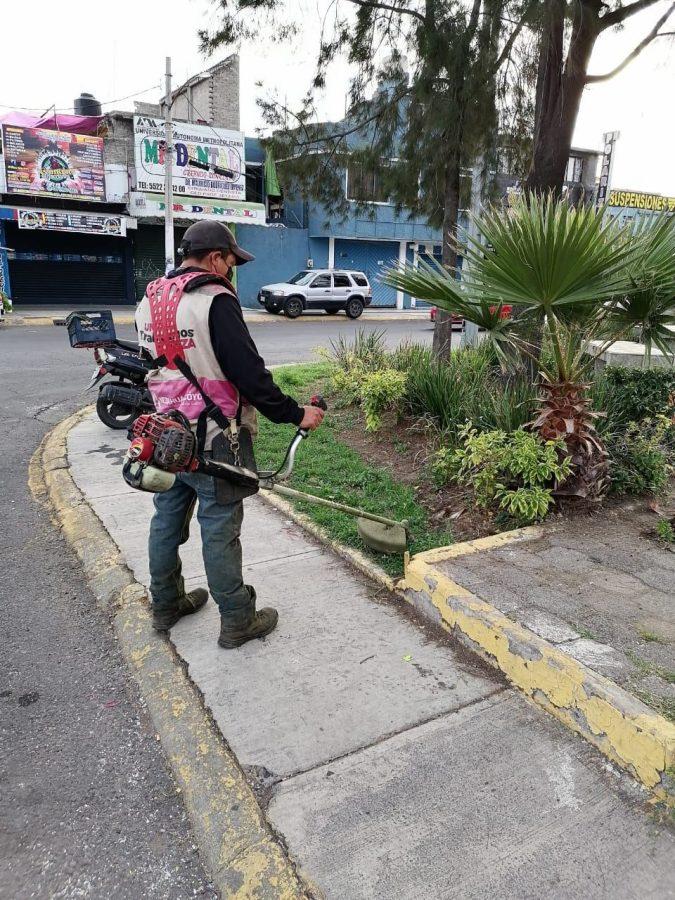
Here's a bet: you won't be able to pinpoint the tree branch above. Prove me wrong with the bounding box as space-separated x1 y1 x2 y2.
344 0 426 24
600 0 661 29
491 0 537 74
587 1 675 82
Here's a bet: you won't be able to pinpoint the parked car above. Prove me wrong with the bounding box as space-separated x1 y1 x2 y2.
429 304 512 326
429 306 464 327
258 269 373 319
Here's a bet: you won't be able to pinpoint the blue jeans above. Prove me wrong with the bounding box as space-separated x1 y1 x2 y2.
148 470 254 627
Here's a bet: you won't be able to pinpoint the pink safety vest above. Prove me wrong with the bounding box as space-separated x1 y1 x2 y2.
136 271 256 445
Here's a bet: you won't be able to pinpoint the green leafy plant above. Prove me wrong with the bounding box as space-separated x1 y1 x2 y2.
402 343 494 435
591 367 675 435
329 328 387 373
0 291 11 313
360 369 408 432
388 340 433 373
606 416 674 496
385 197 675 501
433 425 572 525
656 519 675 544
331 360 370 407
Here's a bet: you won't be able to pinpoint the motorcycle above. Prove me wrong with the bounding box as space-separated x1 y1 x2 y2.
87 339 155 430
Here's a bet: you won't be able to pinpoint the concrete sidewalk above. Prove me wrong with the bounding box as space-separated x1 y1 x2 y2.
67 414 675 898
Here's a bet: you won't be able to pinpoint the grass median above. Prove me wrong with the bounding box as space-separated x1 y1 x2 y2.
255 362 454 577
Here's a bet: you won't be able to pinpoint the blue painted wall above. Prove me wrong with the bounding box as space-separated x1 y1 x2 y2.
307 200 441 243
235 225 329 307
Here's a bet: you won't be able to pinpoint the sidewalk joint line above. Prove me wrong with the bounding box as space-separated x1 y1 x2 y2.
277 686 508 785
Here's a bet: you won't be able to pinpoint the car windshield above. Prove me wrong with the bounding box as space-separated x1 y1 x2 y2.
287 271 313 285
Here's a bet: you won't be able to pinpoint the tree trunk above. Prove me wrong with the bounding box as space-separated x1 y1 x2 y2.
432 151 461 360
525 0 599 196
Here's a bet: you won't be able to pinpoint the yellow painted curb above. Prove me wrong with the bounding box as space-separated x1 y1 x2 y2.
401 536 675 802
29 409 310 899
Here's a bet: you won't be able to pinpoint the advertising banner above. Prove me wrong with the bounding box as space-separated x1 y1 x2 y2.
595 131 619 210
607 190 675 213
1 125 105 201
133 116 245 201
128 191 266 225
16 207 126 236
0 128 6 193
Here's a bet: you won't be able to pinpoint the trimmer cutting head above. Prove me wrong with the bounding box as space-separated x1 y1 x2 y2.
356 518 409 555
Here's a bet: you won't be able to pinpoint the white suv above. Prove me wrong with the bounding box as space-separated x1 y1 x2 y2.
258 269 373 319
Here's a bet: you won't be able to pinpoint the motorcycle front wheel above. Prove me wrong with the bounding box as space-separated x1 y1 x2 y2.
96 394 139 430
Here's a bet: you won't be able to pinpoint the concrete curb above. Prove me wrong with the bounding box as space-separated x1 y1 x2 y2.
3 311 430 328
29 408 310 899
400 528 675 802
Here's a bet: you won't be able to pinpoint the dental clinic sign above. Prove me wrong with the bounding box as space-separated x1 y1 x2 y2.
133 116 245 201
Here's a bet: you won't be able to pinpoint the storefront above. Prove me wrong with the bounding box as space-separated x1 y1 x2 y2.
128 192 266 299
0 119 133 305
0 206 133 305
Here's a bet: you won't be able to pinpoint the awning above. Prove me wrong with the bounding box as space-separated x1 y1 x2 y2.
0 111 104 134
128 192 267 226
264 149 281 198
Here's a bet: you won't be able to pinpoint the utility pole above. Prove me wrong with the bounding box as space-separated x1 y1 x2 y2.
164 56 174 274
462 156 484 348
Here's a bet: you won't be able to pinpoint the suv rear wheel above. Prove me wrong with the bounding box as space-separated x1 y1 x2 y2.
284 296 304 319
345 297 364 319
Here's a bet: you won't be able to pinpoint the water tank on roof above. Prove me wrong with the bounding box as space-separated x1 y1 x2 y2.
74 93 102 116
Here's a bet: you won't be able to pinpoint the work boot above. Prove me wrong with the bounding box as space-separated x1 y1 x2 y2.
152 588 209 632
218 585 278 648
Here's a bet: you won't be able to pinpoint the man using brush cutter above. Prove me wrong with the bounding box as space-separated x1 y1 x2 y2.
135 220 324 648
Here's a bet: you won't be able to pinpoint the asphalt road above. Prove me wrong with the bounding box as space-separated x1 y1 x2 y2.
0 315 431 899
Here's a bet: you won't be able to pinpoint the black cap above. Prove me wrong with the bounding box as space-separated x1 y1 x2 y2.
179 221 255 266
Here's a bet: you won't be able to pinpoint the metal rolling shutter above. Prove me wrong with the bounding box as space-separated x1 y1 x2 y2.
7 225 127 305
333 239 399 306
133 224 187 300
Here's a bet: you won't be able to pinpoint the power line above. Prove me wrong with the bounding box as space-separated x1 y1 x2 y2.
0 83 161 116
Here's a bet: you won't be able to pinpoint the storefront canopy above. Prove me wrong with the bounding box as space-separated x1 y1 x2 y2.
0 111 104 134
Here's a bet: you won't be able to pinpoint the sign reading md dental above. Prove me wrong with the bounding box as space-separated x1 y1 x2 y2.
133 116 245 201
128 192 266 225
1 125 105 202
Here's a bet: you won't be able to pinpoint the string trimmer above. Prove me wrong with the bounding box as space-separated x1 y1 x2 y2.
121 396 409 555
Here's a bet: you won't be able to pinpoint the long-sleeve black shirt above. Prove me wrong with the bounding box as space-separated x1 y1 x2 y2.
170 267 303 426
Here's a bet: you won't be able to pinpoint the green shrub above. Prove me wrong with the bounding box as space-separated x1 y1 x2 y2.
606 416 674 496
592 367 675 434
388 340 433 373
476 376 537 434
656 518 675 543
361 370 408 431
329 328 388 373
331 360 369 407
403 344 494 434
0 292 11 313
433 426 572 525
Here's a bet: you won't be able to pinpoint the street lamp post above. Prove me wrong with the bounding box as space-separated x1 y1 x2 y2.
164 56 174 274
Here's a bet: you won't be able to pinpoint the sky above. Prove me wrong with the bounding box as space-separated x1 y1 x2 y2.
1 0 674 195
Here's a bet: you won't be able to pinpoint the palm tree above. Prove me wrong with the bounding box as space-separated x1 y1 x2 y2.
385 197 675 500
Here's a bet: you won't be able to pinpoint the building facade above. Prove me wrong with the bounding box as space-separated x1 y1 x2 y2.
1 54 631 312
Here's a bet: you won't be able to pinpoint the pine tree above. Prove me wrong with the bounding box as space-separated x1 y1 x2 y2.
202 1 534 358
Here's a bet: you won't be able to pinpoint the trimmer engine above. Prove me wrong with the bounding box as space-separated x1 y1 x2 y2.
130 412 198 472
123 411 200 492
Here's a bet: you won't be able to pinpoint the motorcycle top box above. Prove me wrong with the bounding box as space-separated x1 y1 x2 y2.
66 310 117 348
